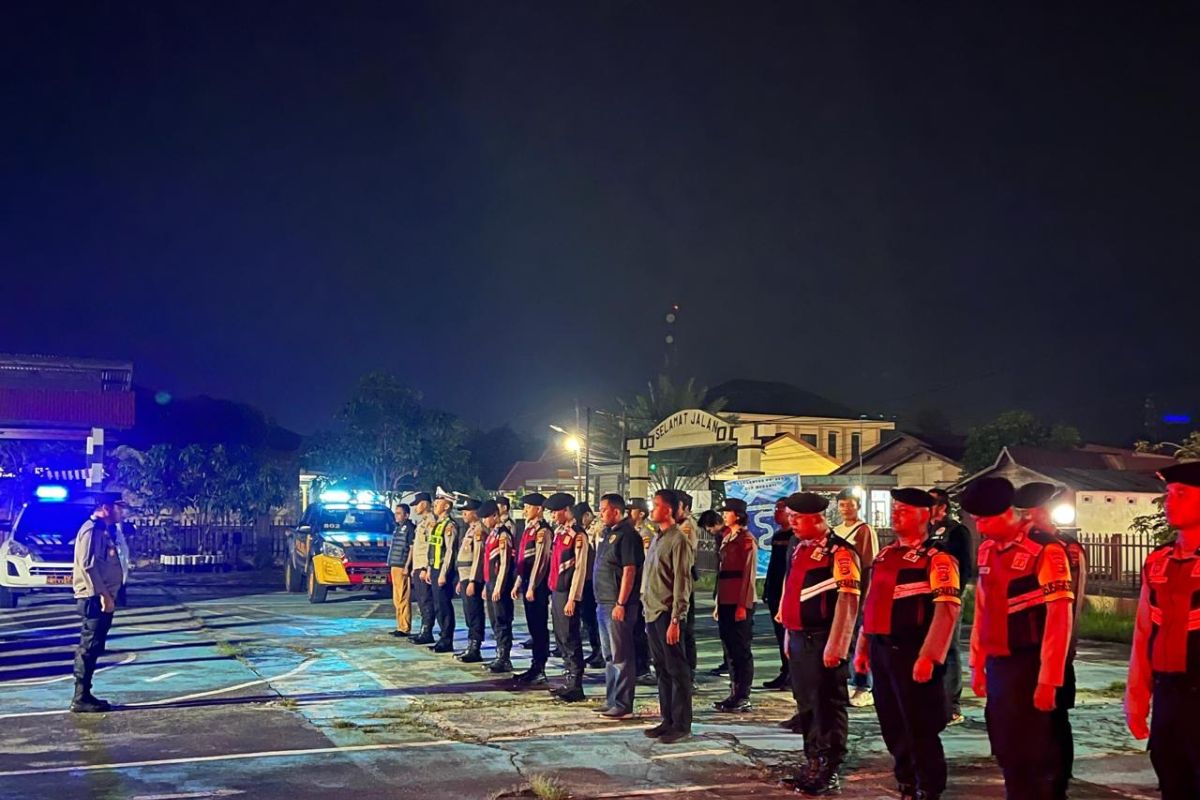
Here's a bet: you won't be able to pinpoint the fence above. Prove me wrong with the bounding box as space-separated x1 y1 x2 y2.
128 523 293 568
1079 532 1157 595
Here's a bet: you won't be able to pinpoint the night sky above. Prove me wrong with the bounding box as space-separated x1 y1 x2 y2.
4 3 1198 442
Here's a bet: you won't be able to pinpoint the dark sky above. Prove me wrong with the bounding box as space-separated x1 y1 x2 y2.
3 3 1198 442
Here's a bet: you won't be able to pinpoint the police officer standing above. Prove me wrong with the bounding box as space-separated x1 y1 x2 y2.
575 501 605 669
713 498 757 713
1126 462 1200 800
426 490 461 653
455 498 486 663
762 497 793 690
387 502 416 639
410 492 437 645
70 492 125 713
777 491 861 795
483 498 516 674
628 497 656 685
592 493 644 719
546 492 589 702
512 492 552 685
1015 481 1087 800
965 477 1074 800
854 488 961 800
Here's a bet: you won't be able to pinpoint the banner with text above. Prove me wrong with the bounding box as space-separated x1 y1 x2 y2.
725 474 801 578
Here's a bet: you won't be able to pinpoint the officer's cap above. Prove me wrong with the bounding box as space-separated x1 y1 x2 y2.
720 498 748 514
784 492 829 515
412 492 432 504
573 501 593 517
890 488 935 508
494 495 511 508
461 498 481 511
545 492 576 511
434 488 456 503
958 477 1015 517
1160 461 1200 488
628 497 648 513
521 492 547 507
478 499 500 518
1013 482 1061 510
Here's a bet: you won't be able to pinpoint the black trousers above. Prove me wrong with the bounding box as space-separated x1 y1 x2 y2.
684 591 697 677
432 576 456 646
462 580 486 644
1150 674 1200 800
648 613 693 733
870 637 949 796
944 616 964 716
634 602 650 674
415 569 436 634
73 597 114 698
765 593 787 674
1052 661 1077 800
580 581 601 657
551 591 584 686
523 584 551 671
716 604 754 695
787 628 850 768
487 579 515 658
985 650 1064 800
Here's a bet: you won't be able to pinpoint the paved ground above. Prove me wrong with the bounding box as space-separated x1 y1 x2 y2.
0 572 1161 799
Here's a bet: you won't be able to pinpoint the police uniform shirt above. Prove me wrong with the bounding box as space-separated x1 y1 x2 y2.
973 529 1073 660
428 515 460 578
1138 542 1200 674
864 538 961 640
485 521 515 586
593 518 644 606
517 517 552 588
457 520 486 582
548 523 589 599
716 526 758 608
73 518 124 599
779 534 861 631
411 511 436 571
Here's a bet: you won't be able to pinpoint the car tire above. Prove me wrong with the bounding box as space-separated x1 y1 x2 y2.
307 567 328 604
284 559 304 593
0 585 16 609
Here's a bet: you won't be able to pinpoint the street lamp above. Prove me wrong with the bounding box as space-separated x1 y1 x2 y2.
550 425 584 496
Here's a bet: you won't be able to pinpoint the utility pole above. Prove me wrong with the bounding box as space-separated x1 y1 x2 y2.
584 407 592 505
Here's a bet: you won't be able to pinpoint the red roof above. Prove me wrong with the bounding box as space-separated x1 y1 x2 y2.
0 387 135 429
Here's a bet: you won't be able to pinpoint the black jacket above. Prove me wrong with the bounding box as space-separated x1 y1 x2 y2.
387 519 416 568
930 516 974 582
763 527 795 604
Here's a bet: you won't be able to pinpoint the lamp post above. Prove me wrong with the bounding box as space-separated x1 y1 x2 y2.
550 424 584 498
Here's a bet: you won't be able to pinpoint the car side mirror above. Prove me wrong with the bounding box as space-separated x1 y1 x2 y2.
298 525 313 534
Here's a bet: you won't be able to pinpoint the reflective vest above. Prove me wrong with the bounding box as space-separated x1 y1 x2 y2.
518 519 550 583
548 525 579 593
485 524 514 585
1143 543 1200 674
779 534 860 632
429 517 453 570
864 538 960 640
976 529 1073 657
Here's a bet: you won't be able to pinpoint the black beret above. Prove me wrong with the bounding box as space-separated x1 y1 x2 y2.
836 488 860 502
958 477 1015 517
573 501 593 516
720 498 748 514
478 499 499 518
1013 482 1061 510
461 498 481 511
92 491 124 505
628 498 648 513
521 492 547 507
494 495 511 508
1160 461 1200 488
890 488 935 508
545 492 576 511
785 492 829 514
412 492 432 504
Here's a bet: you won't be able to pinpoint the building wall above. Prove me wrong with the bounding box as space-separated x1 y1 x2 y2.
891 455 963 489
1075 490 1159 535
733 413 894 466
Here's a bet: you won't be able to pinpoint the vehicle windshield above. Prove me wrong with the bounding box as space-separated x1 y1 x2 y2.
13 503 94 547
316 507 392 534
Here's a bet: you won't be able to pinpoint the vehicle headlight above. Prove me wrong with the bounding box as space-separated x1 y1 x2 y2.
7 540 31 559
321 541 346 560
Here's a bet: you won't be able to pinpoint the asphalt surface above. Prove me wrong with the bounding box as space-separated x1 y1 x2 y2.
0 573 1162 799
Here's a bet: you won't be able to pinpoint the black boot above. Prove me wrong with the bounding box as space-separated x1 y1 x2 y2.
513 667 547 686
458 641 483 663
412 626 435 645
70 682 111 714
708 662 730 677
801 758 840 796
584 652 605 669
553 680 585 703
488 656 513 673
762 671 789 690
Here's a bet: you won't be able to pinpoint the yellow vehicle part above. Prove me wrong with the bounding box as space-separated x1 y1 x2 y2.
311 554 350 585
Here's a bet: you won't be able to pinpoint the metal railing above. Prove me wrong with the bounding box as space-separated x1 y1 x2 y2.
1079 532 1157 595
128 523 293 567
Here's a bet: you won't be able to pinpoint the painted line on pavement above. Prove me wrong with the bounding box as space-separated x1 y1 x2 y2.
331 649 396 690
132 791 244 800
359 603 382 619
144 671 182 683
0 740 459 777
592 784 749 798
1 654 137 688
648 748 731 760
0 658 315 719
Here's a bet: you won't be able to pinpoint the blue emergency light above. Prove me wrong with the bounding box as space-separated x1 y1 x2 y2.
35 485 69 502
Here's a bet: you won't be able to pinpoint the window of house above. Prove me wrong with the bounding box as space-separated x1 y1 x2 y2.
1105 496 1114 504
827 432 838 458
800 434 817 447
1127 497 1137 504
851 432 861 461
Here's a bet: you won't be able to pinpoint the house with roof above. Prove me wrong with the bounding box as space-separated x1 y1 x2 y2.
830 432 966 489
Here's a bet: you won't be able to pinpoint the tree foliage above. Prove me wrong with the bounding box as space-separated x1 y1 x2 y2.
1131 431 1200 544
305 372 475 493
960 410 1082 474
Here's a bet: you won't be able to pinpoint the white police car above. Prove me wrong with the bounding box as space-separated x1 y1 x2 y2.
0 486 130 609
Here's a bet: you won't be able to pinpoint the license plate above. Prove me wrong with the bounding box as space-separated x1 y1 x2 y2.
46 575 72 586
362 574 387 586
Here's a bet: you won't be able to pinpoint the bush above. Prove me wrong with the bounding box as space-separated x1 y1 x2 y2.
1076 605 1134 644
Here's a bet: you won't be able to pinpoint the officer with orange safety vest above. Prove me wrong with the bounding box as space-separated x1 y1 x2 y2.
776 491 861 796
1126 461 1200 800
965 477 1074 800
546 492 590 702
482 498 516 674
1015 481 1088 800
512 492 553 685
854 488 961 800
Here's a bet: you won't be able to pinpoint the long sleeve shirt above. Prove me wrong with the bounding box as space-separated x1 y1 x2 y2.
411 512 435 571
457 520 486 582
73 518 124 599
641 524 694 624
